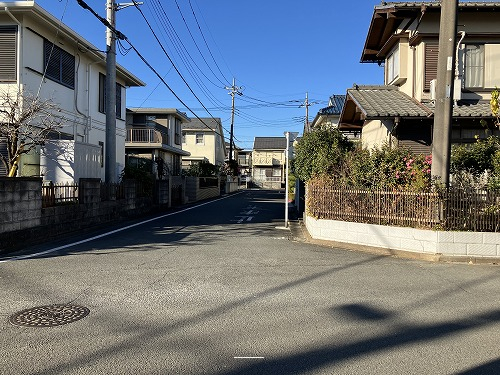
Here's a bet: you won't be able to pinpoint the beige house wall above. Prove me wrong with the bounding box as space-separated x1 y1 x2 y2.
361 120 395 150
388 11 500 103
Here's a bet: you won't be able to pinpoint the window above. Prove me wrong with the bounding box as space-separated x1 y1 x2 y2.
386 47 399 84
464 45 484 88
174 118 181 145
182 131 186 144
424 43 439 91
463 44 500 89
98 141 104 168
0 26 17 82
98 73 123 118
195 133 204 144
43 39 75 88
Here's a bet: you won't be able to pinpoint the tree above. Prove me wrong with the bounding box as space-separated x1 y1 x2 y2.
292 127 353 181
0 90 63 177
183 160 219 177
491 87 499 128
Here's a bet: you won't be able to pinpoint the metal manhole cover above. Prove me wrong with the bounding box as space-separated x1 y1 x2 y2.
9 304 90 327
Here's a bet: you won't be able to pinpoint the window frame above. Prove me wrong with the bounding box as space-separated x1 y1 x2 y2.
43 39 75 89
0 26 17 82
98 72 124 119
174 118 181 145
386 46 400 84
195 133 204 145
464 44 485 89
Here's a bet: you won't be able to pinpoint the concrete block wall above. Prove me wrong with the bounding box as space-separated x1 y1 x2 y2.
305 215 500 258
0 178 42 234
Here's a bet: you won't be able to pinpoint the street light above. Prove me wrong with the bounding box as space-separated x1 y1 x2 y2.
284 131 299 228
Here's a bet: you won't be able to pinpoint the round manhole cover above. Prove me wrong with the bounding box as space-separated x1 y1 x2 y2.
9 304 90 327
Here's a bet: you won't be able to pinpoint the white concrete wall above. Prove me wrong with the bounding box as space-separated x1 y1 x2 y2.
305 215 500 258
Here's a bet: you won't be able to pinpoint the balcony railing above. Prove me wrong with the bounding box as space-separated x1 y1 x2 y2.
126 127 168 145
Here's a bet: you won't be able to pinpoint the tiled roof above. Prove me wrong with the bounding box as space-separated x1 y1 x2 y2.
319 95 346 116
182 117 222 131
253 137 287 150
347 85 432 117
425 100 493 117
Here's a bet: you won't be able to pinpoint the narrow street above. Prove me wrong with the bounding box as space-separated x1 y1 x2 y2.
2 190 500 374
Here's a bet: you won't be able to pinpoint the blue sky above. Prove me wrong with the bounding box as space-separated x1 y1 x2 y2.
34 0 384 149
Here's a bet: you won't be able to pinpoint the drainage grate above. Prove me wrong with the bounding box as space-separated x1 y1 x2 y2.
9 304 90 327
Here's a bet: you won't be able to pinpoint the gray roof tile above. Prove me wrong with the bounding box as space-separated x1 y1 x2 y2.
424 100 493 117
347 85 432 117
182 117 222 132
253 137 287 150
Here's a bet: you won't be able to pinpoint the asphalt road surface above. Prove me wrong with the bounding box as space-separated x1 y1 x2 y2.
2 189 500 374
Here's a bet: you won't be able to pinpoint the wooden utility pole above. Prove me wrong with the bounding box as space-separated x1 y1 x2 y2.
431 0 458 186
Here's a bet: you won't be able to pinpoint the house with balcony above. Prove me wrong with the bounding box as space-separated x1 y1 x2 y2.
338 1 500 154
0 2 144 182
237 149 252 182
251 137 287 189
181 117 226 169
125 108 190 178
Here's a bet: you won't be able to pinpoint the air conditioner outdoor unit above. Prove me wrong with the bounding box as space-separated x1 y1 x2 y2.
430 79 437 101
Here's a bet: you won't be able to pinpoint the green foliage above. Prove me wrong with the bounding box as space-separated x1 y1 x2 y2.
342 144 432 191
121 158 155 196
450 136 500 189
183 160 219 177
222 159 238 176
292 128 353 181
451 136 499 177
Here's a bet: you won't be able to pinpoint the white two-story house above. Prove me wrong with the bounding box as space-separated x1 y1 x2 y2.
339 1 500 154
0 1 144 182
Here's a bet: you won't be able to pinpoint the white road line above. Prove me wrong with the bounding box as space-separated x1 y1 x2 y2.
1 192 243 263
233 357 265 359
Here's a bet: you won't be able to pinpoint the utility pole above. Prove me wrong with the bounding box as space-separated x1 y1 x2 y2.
105 0 117 183
225 78 243 163
431 0 458 187
301 92 317 133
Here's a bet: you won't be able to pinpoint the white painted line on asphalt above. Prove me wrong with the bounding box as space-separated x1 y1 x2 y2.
233 357 265 359
1 192 244 263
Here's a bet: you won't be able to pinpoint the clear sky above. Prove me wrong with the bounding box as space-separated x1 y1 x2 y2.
32 0 384 149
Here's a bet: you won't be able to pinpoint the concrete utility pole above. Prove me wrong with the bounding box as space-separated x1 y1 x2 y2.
431 0 459 187
225 78 243 163
284 131 299 228
105 0 117 183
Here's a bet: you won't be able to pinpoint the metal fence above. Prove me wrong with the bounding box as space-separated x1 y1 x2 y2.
307 180 500 232
42 182 79 208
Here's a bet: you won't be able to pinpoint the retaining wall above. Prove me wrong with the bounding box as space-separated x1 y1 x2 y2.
304 215 500 258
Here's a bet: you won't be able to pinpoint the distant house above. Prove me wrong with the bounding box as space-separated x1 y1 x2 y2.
309 95 347 132
338 1 500 154
0 2 144 182
252 137 287 189
125 108 190 178
181 117 226 169
237 149 252 181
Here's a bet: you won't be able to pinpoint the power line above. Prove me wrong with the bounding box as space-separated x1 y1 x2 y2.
75 0 227 140
170 0 229 87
